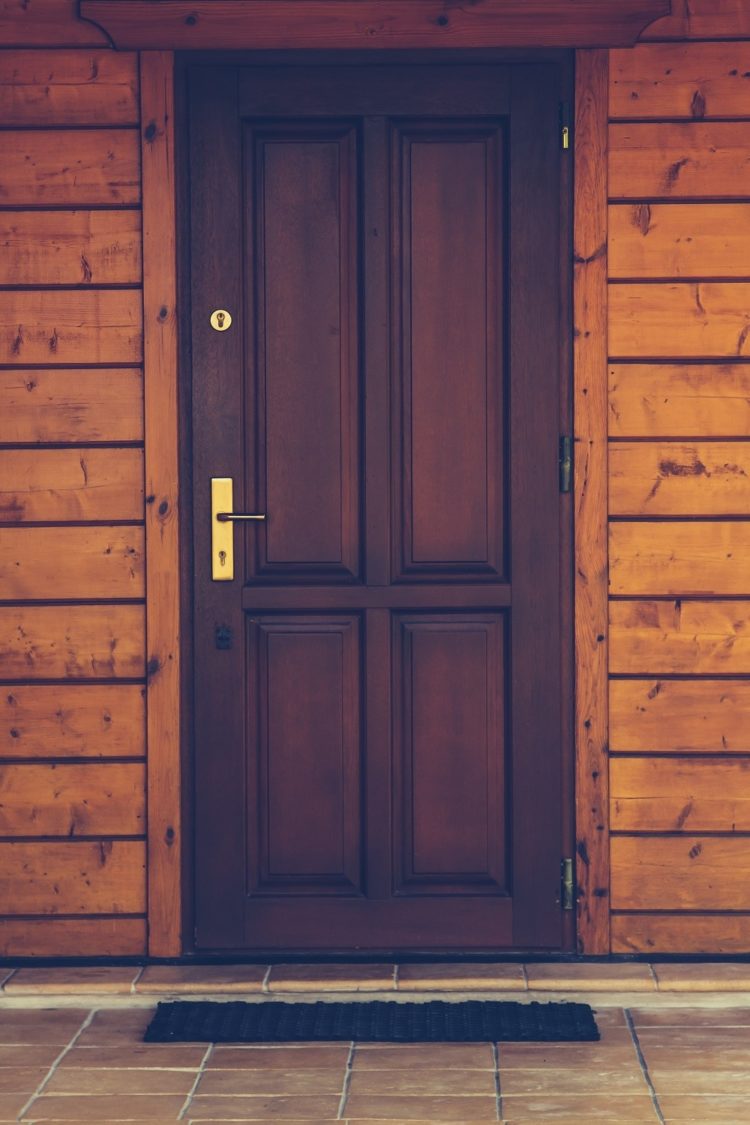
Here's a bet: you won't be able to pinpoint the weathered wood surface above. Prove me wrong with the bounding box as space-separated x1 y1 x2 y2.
610 679 750 752
609 284 750 359
610 441 750 516
610 521 750 596
609 204 750 280
0 211 142 286
1 130 140 205
611 43 750 120
0 526 145 600
611 757 750 832
610 124 750 199
0 291 143 365
0 917 146 957
0 762 146 837
613 913 750 955
0 448 143 523
0 369 144 444
609 364 750 439
0 605 145 681
0 0 108 45
612 836 750 911
0 840 146 914
610 599 750 675
0 51 138 125
0 685 146 760
642 0 750 41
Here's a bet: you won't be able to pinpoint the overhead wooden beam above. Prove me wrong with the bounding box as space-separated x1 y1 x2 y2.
80 0 671 51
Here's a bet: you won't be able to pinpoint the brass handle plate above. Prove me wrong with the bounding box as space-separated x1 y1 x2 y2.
211 478 267 580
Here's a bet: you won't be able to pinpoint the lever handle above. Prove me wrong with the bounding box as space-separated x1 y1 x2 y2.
216 512 266 522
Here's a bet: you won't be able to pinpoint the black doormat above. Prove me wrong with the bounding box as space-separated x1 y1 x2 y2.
144 999 599 1043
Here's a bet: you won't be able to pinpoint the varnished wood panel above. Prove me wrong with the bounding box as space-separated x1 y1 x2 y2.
609 204 750 280
612 836 750 911
0 840 145 914
0 291 142 366
0 526 145 600
1 129 140 206
0 51 138 125
610 679 750 752
611 600 750 675
611 757 750 832
0 916 146 957
610 441 750 516
609 364 750 439
610 522 750 596
0 605 145 681
0 369 144 444
0 685 145 760
0 762 146 837
0 0 108 46
613 913 750 955
0 448 143 523
642 0 750 41
610 124 750 199
609 284 750 359
611 43 750 120
0 212 142 286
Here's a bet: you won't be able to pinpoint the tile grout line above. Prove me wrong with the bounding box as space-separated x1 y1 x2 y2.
177 1041 213 1120
520 964 529 990
648 963 659 991
624 1008 666 1125
0 968 16 992
261 965 273 994
492 1041 502 1122
336 1041 356 1120
130 965 145 993
15 1006 97 1122
392 964 399 991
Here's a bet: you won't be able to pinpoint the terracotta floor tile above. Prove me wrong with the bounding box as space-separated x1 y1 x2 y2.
209 1045 350 1069
650 1068 750 1095
654 963 750 992
348 1069 496 1095
396 963 526 991
0 1044 61 1067
343 1095 498 1120
20 1094 186 1120
76 1008 157 1045
136 964 268 994
4 967 139 994
524 963 655 991
503 1120 658 1125
0 1009 88 1045
0 1066 48 1093
267 963 395 992
631 1007 750 1027
195 1068 345 1095
637 1026 750 1049
640 1046 750 1071
44 1066 196 1095
0 1095 39 1120
499 1036 638 1068
501 1068 648 1095
353 1044 494 1069
186 1094 343 1119
658 1094 750 1122
498 1094 657 1121
59 1044 206 1068
592 1009 628 1027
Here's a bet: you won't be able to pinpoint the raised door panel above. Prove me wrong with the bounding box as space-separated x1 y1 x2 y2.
392 122 505 582
245 125 360 582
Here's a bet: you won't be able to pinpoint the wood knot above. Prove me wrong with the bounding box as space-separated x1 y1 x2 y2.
144 121 157 142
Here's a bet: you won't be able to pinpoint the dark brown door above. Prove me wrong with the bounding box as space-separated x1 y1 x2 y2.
188 59 570 952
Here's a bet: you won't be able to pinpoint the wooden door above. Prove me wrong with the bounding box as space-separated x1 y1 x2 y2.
188 60 570 952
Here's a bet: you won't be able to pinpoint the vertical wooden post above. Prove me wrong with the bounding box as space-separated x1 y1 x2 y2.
574 49 610 954
140 50 182 956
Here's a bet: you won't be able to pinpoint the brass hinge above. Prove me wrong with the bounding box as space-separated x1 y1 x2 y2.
560 101 571 151
559 435 573 494
561 858 575 911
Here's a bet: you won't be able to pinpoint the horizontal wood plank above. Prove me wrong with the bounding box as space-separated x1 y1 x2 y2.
0 369 143 444
0 762 145 837
610 679 750 752
610 521 750 596
0 211 142 286
611 756 750 832
611 599 750 675
0 291 142 366
610 123 750 199
609 283 750 359
610 441 750 516
0 605 145 681
0 448 144 523
0 0 109 46
612 835 750 910
610 43 750 120
0 685 145 760
0 50 138 126
642 0 750 41
0 839 145 914
609 364 750 438
0 916 146 956
609 204 750 280
1 129 140 205
612 913 750 954
0 526 145 599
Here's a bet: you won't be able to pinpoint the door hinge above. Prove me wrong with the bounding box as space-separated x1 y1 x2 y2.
560 101 571 151
561 857 575 911
559 435 573 494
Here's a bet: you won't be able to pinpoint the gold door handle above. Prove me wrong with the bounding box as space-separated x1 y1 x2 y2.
211 477 265 581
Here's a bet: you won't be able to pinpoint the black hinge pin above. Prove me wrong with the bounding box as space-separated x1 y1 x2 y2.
559 435 573 494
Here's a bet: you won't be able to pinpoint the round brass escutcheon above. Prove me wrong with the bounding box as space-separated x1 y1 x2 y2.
210 309 232 332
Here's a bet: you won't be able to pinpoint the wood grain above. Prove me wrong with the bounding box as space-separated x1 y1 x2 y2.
642 0 750 41
0 50 138 125
0 605 145 681
611 43 750 120
610 521 750 596
0 0 108 46
609 284 750 359
610 599 750 675
0 685 145 760
0 291 143 366
0 211 142 286
609 204 750 280
0 762 146 837
611 756 750 832
0 369 144 444
0 448 143 523
609 364 750 439
0 526 145 600
1 130 140 206
612 913 750 955
610 679 750 752
610 441 750 516
612 835 750 911
0 840 146 914
610 124 750 199
0 916 146 956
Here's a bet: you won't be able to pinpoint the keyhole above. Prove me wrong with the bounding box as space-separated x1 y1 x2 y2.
218 549 227 567
216 312 225 328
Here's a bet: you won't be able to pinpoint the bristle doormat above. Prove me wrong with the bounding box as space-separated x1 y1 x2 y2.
144 999 599 1043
